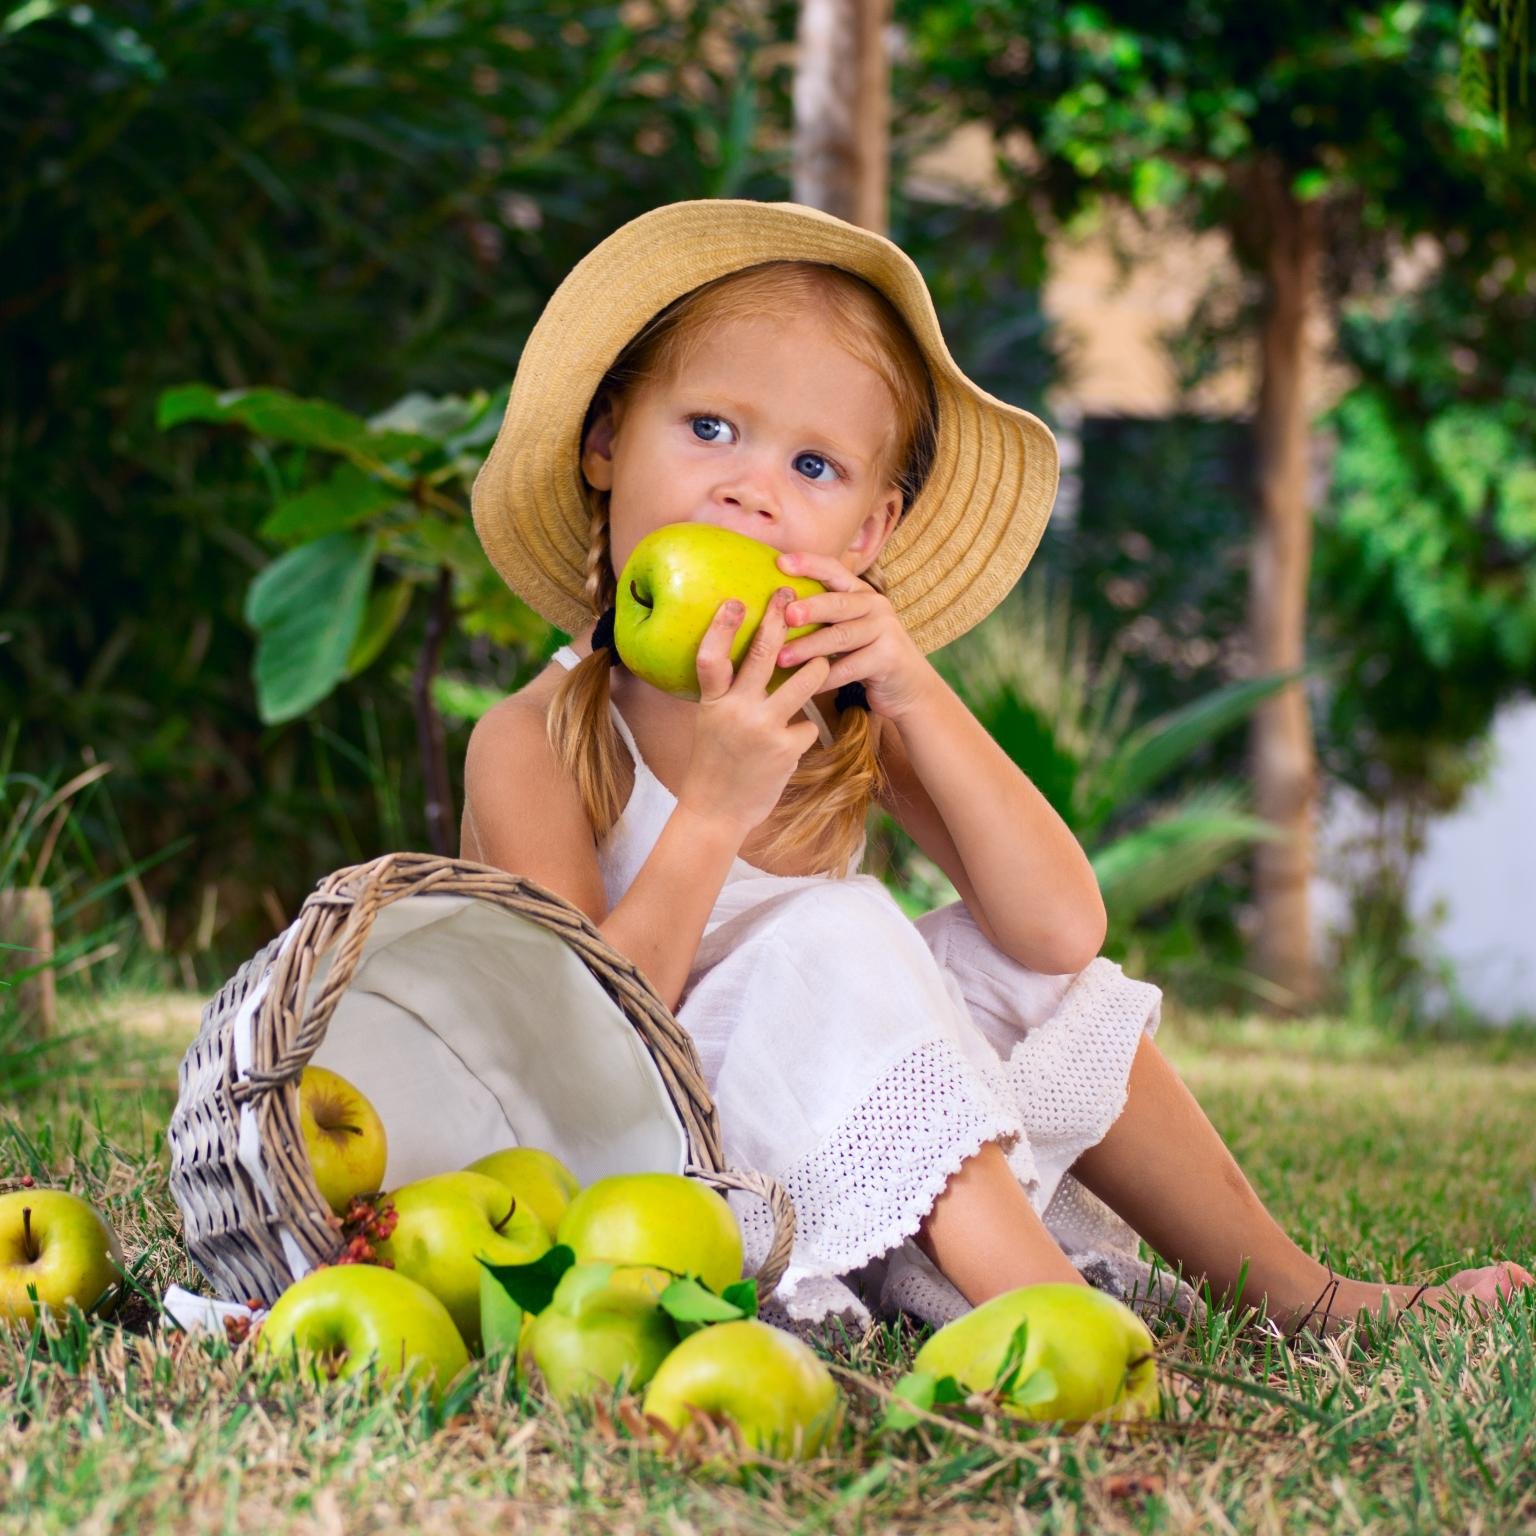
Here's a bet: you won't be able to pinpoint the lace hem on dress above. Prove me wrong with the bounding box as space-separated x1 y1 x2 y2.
728 1035 1033 1320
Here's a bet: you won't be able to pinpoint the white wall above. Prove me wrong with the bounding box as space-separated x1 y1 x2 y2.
1312 698 1536 1025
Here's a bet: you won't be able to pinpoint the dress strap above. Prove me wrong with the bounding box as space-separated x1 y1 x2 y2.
803 697 835 750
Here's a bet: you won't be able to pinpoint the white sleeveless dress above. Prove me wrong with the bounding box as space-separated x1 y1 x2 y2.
550 645 1174 1335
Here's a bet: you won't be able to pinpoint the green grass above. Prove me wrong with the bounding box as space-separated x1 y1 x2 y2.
2 990 1535 1533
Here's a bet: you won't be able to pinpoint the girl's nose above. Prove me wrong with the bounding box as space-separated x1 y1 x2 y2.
715 475 780 524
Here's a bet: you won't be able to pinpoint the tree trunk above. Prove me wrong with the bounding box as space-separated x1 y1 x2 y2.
792 0 890 234
0 887 56 1039
1245 161 1322 1009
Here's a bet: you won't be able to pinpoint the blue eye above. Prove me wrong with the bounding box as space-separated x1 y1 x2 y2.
794 451 840 484
690 415 734 444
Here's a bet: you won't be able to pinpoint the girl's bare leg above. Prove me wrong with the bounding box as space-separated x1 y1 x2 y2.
914 1140 1086 1304
1070 1033 1533 1329
914 1033 1531 1327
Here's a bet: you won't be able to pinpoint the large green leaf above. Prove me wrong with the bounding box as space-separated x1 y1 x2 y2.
259 462 402 542
1092 786 1285 927
344 579 414 679
1088 669 1311 828
243 532 377 723
157 384 435 461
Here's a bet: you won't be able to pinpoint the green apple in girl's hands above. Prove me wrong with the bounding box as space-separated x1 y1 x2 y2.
910 1282 1160 1423
614 524 825 698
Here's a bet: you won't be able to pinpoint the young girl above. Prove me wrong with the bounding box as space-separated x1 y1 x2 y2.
462 198 1530 1339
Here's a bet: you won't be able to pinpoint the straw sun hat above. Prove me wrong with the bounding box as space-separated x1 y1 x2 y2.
471 198 1060 655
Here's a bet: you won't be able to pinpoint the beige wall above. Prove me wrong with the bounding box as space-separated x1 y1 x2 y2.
905 120 1371 420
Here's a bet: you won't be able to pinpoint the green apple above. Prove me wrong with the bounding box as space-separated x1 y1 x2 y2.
556 1172 743 1295
912 1282 1159 1423
524 1261 679 1404
614 523 826 698
641 1318 843 1462
298 1065 389 1216
255 1263 469 1404
462 1146 579 1240
374 1171 551 1352
0 1188 123 1325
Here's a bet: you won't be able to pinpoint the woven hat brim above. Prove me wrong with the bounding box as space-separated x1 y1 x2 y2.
471 199 1059 654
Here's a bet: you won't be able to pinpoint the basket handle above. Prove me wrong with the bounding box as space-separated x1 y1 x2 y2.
686 1163 796 1299
236 863 393 1095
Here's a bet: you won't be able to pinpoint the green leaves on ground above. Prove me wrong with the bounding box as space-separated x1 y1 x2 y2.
477 1245 759 1357
880 1320 1057 1433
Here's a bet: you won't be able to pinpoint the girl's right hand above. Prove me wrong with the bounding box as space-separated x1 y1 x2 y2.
678 587 833 836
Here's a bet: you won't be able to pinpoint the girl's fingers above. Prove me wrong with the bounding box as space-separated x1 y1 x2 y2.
733 588 793 695
696 600 746 702
772 651 833 722
779 615 875 668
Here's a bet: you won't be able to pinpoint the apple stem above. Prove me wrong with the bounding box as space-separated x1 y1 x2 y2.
21 1206 36 1263
494 1199 516 1235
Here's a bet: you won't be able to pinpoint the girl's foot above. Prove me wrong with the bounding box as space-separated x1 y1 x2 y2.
1277 1260 1534 1335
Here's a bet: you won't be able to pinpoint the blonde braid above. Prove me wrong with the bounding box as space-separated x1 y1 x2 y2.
546 490 628 843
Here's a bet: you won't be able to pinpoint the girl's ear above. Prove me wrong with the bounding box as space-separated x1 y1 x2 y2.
846 486 903 574
580 397 624 491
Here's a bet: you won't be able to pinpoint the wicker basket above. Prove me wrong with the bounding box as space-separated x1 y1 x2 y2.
167 852 796 1308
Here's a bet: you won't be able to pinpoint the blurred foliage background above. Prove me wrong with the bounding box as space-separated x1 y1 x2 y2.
2 0 1532 1024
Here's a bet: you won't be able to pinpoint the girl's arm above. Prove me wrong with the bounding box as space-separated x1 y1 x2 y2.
463 698 746 1014
875 672 1107 974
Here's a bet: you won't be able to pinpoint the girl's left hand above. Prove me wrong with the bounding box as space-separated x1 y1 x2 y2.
773 550 936 722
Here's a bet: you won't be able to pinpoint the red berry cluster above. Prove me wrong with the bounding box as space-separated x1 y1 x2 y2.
321 1194 399 1269
223 1298 265 1346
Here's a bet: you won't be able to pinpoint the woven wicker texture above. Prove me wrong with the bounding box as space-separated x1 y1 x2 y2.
168 852 796 1307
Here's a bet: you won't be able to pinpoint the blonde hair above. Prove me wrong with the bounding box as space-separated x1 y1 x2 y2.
546 260 938 878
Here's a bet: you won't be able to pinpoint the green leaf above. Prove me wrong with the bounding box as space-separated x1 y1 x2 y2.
720 1278 759 1318
156 384 434 460
1093 784 1285 925
432 674 504 725
879 1369 938 1433
993 1319 1032 1397
479 1263 525 1358
1131 157 1187 210
879 1370 971 1434
1090 667 1310 824
554 1261 618 1317
477 1243 576 1318
367 389 493 447
259 462 401 542
243 532 376 724
1004 1366 1060 1410
657 1276 749 1337
1291 167 1333 201
344 580 413 679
